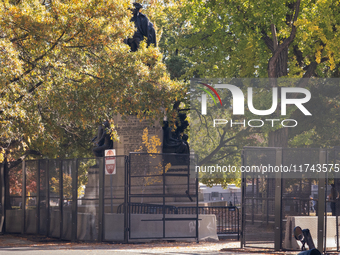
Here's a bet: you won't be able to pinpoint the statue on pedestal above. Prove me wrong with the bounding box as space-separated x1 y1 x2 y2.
124 2 157 52
92 121 113 157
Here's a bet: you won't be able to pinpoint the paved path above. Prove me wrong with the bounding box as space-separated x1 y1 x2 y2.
0 235 299 255
0 235 239 255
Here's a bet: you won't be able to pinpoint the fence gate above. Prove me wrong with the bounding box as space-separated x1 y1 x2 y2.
128 153 199 241
242 146 340 253
241 147 278 249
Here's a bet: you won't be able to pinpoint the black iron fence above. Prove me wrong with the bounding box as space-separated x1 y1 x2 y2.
1 153 233 243
128 152 200 241
177 206 240 239
0 157 128 242
117 202 178 214
242 146 340 253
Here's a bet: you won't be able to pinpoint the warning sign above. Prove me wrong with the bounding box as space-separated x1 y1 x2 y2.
105 149 116 175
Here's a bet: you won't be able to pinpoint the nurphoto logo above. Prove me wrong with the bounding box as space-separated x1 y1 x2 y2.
198 83 312 128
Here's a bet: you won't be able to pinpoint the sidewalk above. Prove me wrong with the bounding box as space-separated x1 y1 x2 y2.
0 234 300 255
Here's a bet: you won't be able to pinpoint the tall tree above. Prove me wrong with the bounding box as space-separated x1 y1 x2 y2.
167 0 340 148
175 0 340 78
0 0 182 209
154 0 340 189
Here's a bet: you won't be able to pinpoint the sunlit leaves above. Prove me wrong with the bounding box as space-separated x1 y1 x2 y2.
167 0 340 79
0 0 181 164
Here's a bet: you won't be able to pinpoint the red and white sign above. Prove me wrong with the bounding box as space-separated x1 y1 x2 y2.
105 149 116 175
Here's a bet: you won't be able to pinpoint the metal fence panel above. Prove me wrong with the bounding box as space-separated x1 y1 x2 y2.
0 154 206 243
60 159 76 240
76 158 101 241
324 147 340 252
281 148 321 251
48 159 61 238
5 162 23 233
24 160 38 234
128 153 199 241
177 206 239 238
103 155 127 242
39 160 48 235
242 148 277 249
242 146 340 253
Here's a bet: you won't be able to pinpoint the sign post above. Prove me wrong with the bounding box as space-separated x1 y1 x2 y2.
105 149 116 213
105 149 116 175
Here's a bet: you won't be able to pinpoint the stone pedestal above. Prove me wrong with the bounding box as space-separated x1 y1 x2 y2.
83 115 199 206
113 114 163 156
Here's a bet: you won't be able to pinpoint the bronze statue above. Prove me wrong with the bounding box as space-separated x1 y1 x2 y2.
92 121 113 157
163 103 189 154
124 2 157 52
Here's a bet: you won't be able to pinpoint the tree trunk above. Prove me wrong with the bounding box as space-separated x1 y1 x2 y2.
275 48 288 77
266 0 301 147
268 48 289 147
268 127 288 148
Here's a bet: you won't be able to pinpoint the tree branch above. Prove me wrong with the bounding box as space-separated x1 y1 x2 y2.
15 81 43 103
268 0 301 78
211 151 237 163
82 72 103 80
262 32 274 52
198 135 236 166
10 33 30 43
7 150 42 170
271 24 278 51
7 29 66 85
0 81 43 116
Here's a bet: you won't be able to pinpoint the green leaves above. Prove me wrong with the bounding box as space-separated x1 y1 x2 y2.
165 0 340 79
0 0 181 163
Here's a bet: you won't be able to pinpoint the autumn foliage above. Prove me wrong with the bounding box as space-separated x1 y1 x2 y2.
0 0 182 165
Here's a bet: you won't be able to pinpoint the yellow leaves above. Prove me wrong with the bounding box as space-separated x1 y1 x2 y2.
142 128 149 145
315 49 322 64
50 176 59 194
328 54 336 70
164 163 172 173
0 148 4 163
135 145 144 152
143 162 172 186
138 127 174 187
311 25 319 32
140 128 162 154
149 136 162 153
1 0 180 163
109 120 119 142
316 0 328 4
21 141 28 151
50 173 73 198
315 44 336 70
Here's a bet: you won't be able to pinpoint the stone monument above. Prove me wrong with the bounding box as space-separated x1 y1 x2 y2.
113 114 163 155
83 110 197 208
